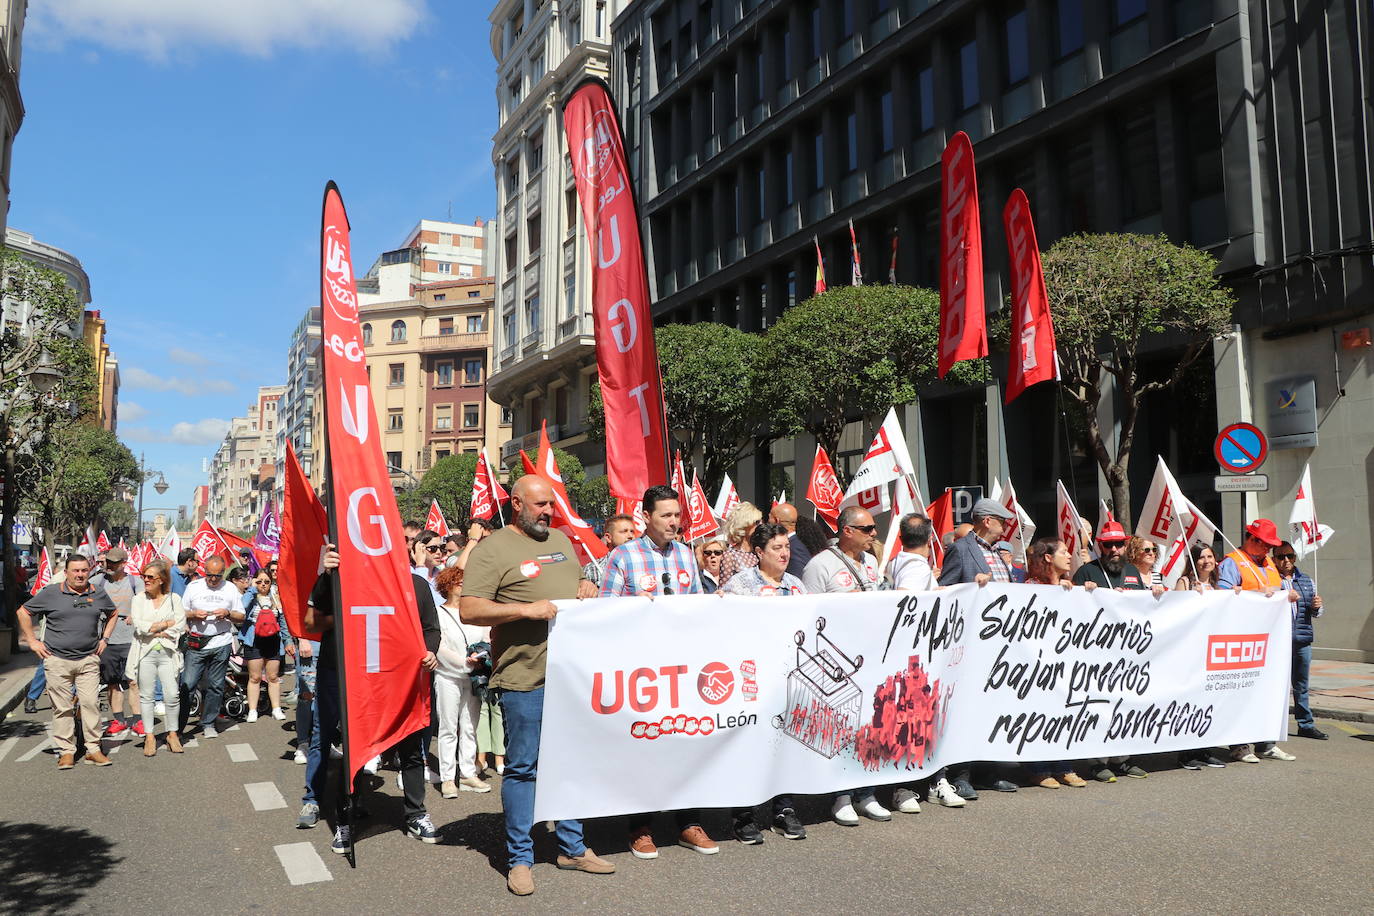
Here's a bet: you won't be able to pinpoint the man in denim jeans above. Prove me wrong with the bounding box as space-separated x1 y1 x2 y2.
179 556 244 738
460 475 611 897
1274 541 1327 740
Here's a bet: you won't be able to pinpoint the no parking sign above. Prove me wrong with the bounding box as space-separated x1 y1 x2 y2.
1214 423 1268 473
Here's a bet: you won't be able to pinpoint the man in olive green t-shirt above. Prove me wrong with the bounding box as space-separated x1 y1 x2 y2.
460 475 613 896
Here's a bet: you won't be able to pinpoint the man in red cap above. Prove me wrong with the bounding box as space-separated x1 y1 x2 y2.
1072 521 1155 591
1217 518 1297 763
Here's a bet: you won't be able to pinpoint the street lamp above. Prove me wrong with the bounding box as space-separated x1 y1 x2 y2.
135 454 168 539
28 354 62 394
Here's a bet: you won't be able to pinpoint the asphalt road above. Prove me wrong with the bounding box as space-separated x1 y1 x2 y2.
3 697 1371 916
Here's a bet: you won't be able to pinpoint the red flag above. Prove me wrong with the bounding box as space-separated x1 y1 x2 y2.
96 530 112 554
888 228 899 285
805 445 843 530
279 441 327 640
470 450 501 521
1003 189 1058 402
938 131 987 377
925 489 954 570
189 519 233 567
218 527 272 570
425 499 450 537
519 449 536 476
564 80 670 500
849 219 863 286
670 450 687 499
813 235 827 295
121 539 141 578
30 547 52 596
615 496 648 535
533 421 608 565
686 471 718 541
319 182 430 792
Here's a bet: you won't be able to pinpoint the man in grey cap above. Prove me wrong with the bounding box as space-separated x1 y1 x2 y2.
936 497 1019 799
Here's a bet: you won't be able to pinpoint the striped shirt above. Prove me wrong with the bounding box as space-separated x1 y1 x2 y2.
600 535 703 597
974 535 1013 584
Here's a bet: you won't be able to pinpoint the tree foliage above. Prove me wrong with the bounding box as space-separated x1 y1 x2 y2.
395 453 484 529
1042 233 1235 526
23 424 138 547
508 446 597 516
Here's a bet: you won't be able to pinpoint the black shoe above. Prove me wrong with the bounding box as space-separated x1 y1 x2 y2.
732 817 764 845
771 808 806 840
988 779 1018 793
406 814 439 844
1296 726 1328 740
1200 755 1227 768
23 697 37 715
952 778 979 800
1179 758 1203 771
331 825 351 854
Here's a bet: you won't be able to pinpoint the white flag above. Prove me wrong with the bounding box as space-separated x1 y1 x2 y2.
880 476 930 567
998 477 1037 563
1288 462 1334 558
1055 481 1089 573
158 526 181 563
1157 501 1219 589
1135 457 1196 545
1097 499 1112 540
712 473 740 521
840 407 917 513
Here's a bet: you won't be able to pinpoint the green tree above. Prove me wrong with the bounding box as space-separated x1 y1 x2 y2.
416 453 480 527
23 424 139 548
760 284 983 484
100 499 136 533
508 446 591 514
578 474 615 520
1043 233 1235 527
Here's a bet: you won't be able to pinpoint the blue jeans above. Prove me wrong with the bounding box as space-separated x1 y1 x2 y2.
304 666 341 807
1292 643 1314 729
498 687 584 868
26 662 46 701
179 642 231 730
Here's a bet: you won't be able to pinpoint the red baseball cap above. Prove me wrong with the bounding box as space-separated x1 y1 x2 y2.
1097 521 1128 543
1245 518 1281 547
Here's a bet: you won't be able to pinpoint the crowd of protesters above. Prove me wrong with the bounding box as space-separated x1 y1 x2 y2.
15 481 1325 897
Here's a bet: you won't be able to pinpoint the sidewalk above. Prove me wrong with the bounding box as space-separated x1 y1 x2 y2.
0 647 37 719
1308 659 1374 723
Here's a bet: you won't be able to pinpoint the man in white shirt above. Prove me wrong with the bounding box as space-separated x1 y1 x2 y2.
179 556 245 738
886 513 934 591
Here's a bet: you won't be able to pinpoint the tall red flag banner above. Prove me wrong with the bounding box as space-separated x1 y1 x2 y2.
925 489 954 569
319 182 430 793
813 236 827 294
848 220 863 286
938 131 987 377
686 471 719 541
425 500 451 537
563 80 670 500
1003 189 1058 403
805 445 842 530
279 441 327 640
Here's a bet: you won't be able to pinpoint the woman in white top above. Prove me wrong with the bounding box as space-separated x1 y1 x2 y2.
127 559 187 756
433 564 491 798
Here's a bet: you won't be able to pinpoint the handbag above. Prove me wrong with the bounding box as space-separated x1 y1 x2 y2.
254 597 281 638
460 625 492 690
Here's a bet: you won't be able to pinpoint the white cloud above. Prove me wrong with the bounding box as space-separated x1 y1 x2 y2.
168 347 209 367
123 366 235 396
31 0 428 59
123 418 231 446
120 401 149 422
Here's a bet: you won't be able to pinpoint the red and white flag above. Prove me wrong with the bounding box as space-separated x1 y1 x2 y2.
996 477 1036 563
425 500 450 538
1097 499 1113 541
840 407 917 514
564 81 670 501
279 441 328 640
1288 462 1333 559
96 530 112 555
1003 189 1058 402
925 489 953 570
614 496 648 536
848 219 863 286
122 541 142 578
30 547 52 596
470 450 506 522
671 450 687 499
685 471 718 541
881 476 930 567
888 229 899 285
532 421 608 566
805 445 843 530
938 131 987 377
189 519 232 567
156 526 180 564
712 473 740 522
77 525 96 559
1136 457 1195 546
1056 481 1089 573
1158 502 1218 589
320 182 431 792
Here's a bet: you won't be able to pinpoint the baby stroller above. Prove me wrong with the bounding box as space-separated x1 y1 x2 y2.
187 645 249 722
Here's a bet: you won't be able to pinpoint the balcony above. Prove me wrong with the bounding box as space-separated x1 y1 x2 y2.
501 423 561 461
419 331 488 353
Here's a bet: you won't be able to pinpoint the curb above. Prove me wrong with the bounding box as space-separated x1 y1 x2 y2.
0 662 34 722
1309 704 1374 725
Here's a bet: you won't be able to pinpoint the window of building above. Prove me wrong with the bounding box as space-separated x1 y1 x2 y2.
463 404 480 428
783 149 794 205
362 323 373 345
464 359 482 384
780 25 793 82
1181 80 1226 244
506 157 520 195
387 451 402 470
436 262 452 275
1003 8 1030 86
436 449 451 461
1054 0 1084 58
388 410 403 431
813 128 825 188
436 361 453 386
459 265 475 278
526 295 541 333
917 65 935 132
753 42 765 102
569 13 581 46
527 214 541 255
756 161 767 222
390 320 407 342
502 311 515 345
530 134 544 172
466 315 483 333
434 293 447 302
434 405 453 430
504 234 517 268
958 40 979 111
840 0 855 38
1115 0 1148 25
594 1 605 37
845 107 859 172
564 271 577 317
810 4 822 60
501 406 514 425
554 386 569 427
389 364 404 386
1058 138 1095 232
878 89 894 153
438 317 454 335
1118 106 1161 224
508 76 522 109
530 47 545 83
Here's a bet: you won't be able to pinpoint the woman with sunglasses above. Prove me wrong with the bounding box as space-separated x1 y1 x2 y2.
696 537 725 594
239 569 292 722
127 560 186 756
1126 537 1164 589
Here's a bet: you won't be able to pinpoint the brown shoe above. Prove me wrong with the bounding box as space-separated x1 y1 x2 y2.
143 735 157 757
166 731 183 754
556 848 616 874
628 826 658 860
57 753 76 770
1037 776 1061 789
506 864 534 896
84 750 112 767
1060 772 1087 788
679 825 719 855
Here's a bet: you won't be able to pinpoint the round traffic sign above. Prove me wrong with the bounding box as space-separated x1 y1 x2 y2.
1213 422 1268 473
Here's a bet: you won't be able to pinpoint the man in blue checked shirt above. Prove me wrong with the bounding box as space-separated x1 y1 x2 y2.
599 484 718 860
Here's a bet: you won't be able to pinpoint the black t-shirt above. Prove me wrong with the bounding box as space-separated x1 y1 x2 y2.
1071 558 1148 590
307 571 440 672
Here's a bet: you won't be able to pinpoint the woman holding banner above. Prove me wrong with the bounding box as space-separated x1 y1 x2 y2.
1022 537 1090 788
1174 546 1230 770
719 523 809 842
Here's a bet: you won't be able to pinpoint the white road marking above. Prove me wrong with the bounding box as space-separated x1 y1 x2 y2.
0 735 23 764
227 743 258 762
16 725 54 762
274 842 333 885
245 781 287 811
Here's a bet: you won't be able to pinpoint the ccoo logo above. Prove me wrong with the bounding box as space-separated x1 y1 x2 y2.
1206 634 1269 671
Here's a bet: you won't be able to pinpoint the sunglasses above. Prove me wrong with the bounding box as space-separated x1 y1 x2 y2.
1101 542 1127 550
423 544 443 554
847 524 878 534
1141 547 1158 554
1273 553 1296 560
702 549 724 557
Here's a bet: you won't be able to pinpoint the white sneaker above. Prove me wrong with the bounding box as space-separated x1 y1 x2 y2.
857 796 892 821
893 787 922 814
271 707 286 721
932 778 967 808
293 749 307 765
363 755 380 775
154 701 166 716
1235 752 1261 764
1261 746 1296 761
831 795 859 826
201 725 218 739
246 710 259 723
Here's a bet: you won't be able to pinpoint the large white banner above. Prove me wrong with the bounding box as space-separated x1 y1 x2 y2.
533 585 1291 821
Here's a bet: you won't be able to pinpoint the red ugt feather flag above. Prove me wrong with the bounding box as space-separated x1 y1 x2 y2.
279 441 327 639
425 500 450 538
1003 189 1058 403
686 471 719 540
531 422 608 566
938 131 987 377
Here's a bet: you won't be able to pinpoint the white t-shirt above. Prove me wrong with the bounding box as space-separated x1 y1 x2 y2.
887 551 934 591
801 547 881 594
182 579 242 651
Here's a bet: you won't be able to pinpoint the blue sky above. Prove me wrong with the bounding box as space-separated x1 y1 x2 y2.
11 1 497 520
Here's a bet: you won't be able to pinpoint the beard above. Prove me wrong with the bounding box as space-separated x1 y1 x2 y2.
517 510 551 541
1101 554 1125 574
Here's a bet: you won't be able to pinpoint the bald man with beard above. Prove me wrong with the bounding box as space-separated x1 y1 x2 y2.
461 475 614 896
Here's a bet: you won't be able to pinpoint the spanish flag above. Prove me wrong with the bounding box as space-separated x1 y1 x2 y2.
813 235 827 294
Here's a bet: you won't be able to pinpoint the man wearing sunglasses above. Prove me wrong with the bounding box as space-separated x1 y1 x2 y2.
179 556 246 738
1273 540 1326 741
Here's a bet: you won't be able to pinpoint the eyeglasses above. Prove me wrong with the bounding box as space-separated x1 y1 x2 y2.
702 549 724 557
205 573 223 581
424 544 443 554
1273 553 1296 560
847 524 878 534
1101 542 1127 550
